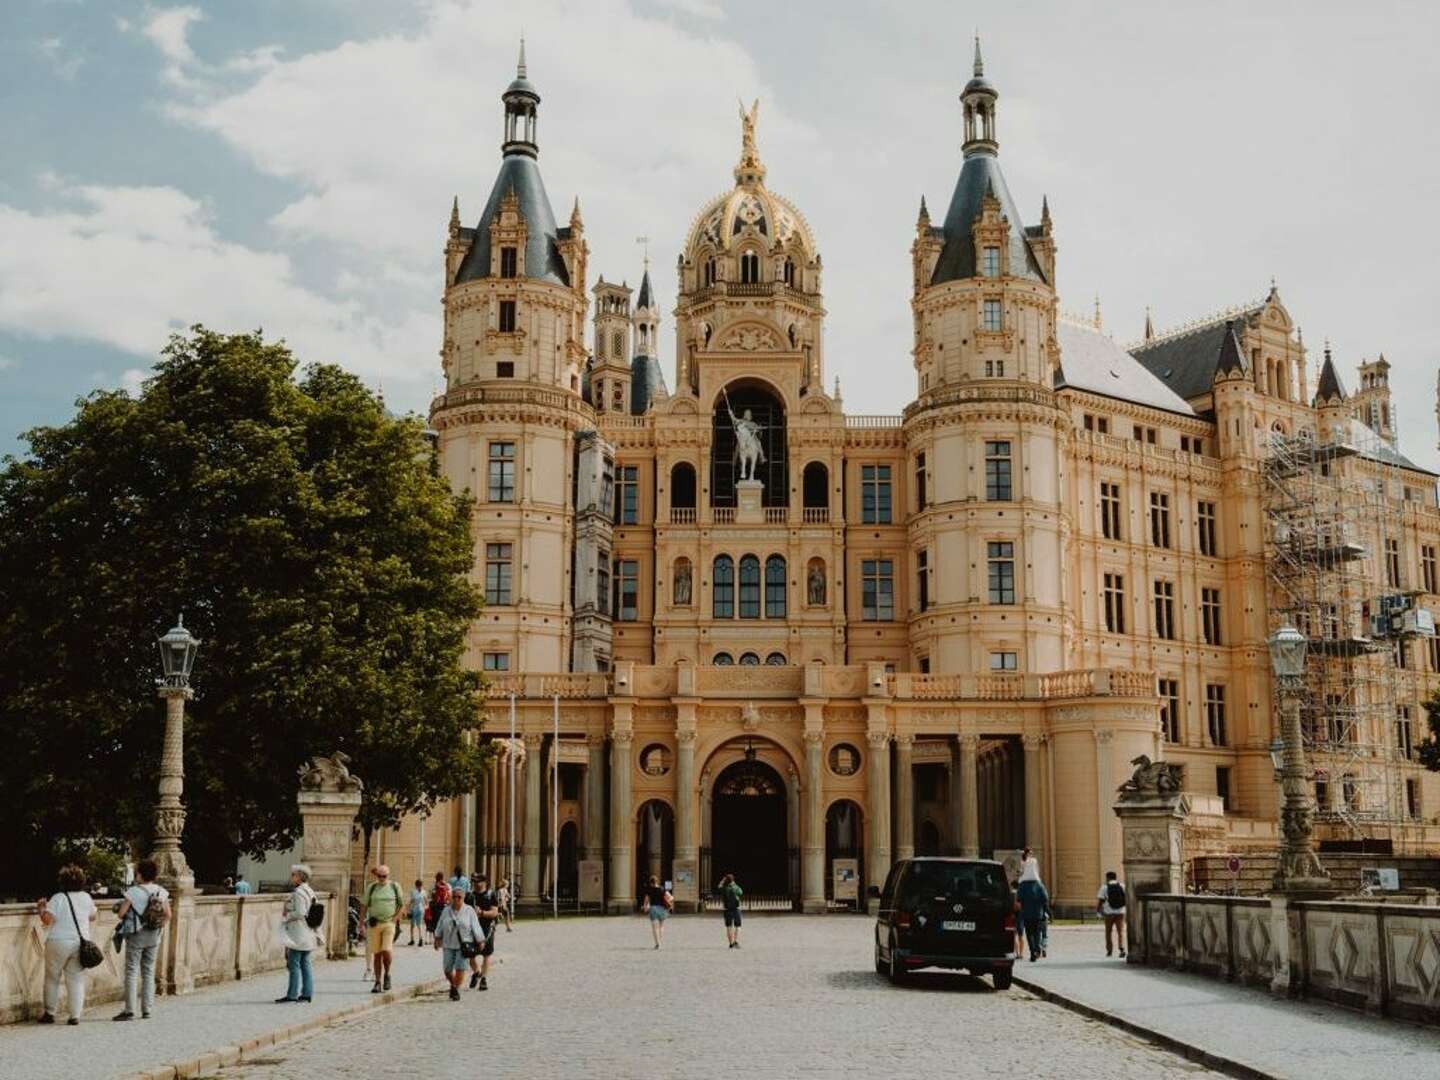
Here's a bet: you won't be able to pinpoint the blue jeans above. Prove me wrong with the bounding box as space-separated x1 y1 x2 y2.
285 948 314 1000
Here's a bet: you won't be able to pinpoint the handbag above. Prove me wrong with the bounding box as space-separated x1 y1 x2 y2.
65 893 104 969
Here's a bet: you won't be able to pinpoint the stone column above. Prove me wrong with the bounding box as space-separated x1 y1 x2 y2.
673 727 698 909
584 735 606 857
1095 729 1117 884
865 731 892 907
894 735 915 862
960 733 980 858
153 687 197 995
1111 767 1186 964
948 741 962 851
1022 733 1044 861
296 756 364 960
607 730 634 913
522 733 542 906
802 729 826 913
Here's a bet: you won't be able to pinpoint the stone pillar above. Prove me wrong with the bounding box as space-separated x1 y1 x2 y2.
865 731 891 908
802 729 826 913
607 730 634 913
1095 729 1118 885
1022 733 1044 861
894 735 915 862
296 755 364 960
584 735 606 857
960 733 980 858
674 715 698 861
522 733 542 906
948 741 962 851
152 688 197 995
1111 764 1187 964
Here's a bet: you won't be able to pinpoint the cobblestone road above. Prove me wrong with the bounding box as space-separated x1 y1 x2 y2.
216 915 1221 1079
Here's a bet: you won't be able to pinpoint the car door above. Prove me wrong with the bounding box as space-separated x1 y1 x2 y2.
875 861 905 956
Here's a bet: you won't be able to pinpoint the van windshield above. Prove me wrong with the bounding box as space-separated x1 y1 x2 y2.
900 862 1010 910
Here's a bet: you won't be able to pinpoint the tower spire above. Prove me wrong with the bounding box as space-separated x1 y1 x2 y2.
1144 305 1154 341
517 35 527 79
974 33 984 77
960 37 998 157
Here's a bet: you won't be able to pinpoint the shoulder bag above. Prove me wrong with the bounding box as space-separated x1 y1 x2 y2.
66 893 104 969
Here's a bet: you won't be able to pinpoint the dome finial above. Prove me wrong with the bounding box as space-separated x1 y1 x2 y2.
517 35 527 79
974 32 984 77
734 97 765 185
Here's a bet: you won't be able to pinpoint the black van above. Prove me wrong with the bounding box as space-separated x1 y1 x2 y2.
869 857 1015 989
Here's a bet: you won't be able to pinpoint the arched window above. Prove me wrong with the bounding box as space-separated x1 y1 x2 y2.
738 555 761 619
783 259 795 287
739 652 760 666
765 555 786 618
740 250 760 284
802 462 828 509
670 462 696 509
765 652 787 665
713 652 734 666
713 555 734 618
704 258 717 287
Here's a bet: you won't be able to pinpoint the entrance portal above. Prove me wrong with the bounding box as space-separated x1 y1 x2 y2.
707 743 791 901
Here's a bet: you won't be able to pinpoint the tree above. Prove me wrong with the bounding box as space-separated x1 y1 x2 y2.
0 328 486 894
1418 686 1440 773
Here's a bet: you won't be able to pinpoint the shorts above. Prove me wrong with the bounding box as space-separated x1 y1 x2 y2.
367 921 397 953
409 910 424 927
477 925 496 956
442 947 468 974
723 909 742 927
648 906 669 922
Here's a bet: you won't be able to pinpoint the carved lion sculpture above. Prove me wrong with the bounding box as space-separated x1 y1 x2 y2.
297 751 364 793
1116 753 1182 799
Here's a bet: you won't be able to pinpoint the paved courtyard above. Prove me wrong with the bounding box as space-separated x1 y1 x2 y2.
209 915 1220 1080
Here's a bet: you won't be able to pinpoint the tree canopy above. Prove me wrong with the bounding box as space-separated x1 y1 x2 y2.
0 328 485 894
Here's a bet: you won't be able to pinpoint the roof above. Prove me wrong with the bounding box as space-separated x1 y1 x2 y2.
1056 320 1195 416
1130 306 1263 401
629 354 668 415
453 154 570 287
1345 417 1432 474
1314 351 1347 403
636 269 654 310
930 153 1046 286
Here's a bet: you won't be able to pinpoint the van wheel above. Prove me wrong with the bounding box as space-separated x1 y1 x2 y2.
874 941 886 974
992 969 1013 991
887 933 906 984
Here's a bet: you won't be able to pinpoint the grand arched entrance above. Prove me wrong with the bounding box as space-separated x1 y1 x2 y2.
703 739 795 907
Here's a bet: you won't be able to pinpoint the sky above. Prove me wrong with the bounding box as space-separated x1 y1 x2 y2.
3 0 1438 471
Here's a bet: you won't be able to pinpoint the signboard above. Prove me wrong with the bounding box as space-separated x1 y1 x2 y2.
1361 867 1400 891
833 858 859 902
671 859 697 905
577 859 604 905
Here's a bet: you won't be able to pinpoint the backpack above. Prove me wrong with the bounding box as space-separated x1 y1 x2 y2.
1105 881 1127 910
432 881 451 905
140 886 170 931
304 887 326 930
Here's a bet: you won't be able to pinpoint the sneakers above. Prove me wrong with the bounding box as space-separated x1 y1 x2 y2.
382 974 391 991
469 972 480 990
67 1018 79 1026
38 1014 55 1025
478 976 488 991
113 1011 135 1021
370 982 382 994
296 997 311 1003
449 987 460 1002
1119 949 1127 959
275 996 298 1004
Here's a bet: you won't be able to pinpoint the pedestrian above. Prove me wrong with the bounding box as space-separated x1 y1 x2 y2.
433 885 483 1002
1015 846 1047 959
275 864 320 1003
717 873 743 948
1096 870 1127 958
112 858 170 1021
361 864 404 993
1018 870 1050 962
234 873 251 896
35 863 98 1025
448 864 471 901
465 874 502 990
426 872 450 939
497 877 514 932
640 875 673 949
1009 875 1024 958
408 879 428 945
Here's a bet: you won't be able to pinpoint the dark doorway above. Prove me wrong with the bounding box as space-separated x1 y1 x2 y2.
802 461 828 509
711 381 787 507
709 744 789 898
635 800 674 899
916 819 941 856
670 462 696 509
557 821 579 900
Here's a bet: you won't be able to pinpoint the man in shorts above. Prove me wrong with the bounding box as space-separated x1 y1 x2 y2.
718 873 743 948
466 874 501 990
361 864 404 992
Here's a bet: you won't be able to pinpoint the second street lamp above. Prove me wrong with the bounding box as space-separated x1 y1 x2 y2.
152 615 200 889
1267 624 1332 896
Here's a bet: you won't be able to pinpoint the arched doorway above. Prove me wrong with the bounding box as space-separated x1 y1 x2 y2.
635 800 674 901
825 799 864 909
707 740 791 903
916 819 941 857
557 821 579 901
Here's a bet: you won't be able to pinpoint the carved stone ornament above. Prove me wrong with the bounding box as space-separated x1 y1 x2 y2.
1115 754 1182 801
297 752 364 794
741 701 762 732
717 325 781 352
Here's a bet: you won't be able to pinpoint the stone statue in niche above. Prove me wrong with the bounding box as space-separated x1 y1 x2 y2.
673 561 692 605
807 562 826 606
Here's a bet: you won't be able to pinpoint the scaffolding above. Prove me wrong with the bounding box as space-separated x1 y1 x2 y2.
1262 418 1428 836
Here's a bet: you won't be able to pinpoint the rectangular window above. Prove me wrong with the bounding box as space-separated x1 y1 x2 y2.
596 552 610 617
918 655 930 674
1407 778 1421 820
1423 545 1437 594
482 652 510 672
1386 538 1402 588
613 559 639 621
915 453 927 512
982 298 1002 332
861 464 892 524
1205 684 1227 746
1215 765 1231 811
1103 572 1126 634
1314 778 1329 810
615 465 639 525
988 541 1016 605
499 246 517 278
1429 632 1440 672
984 358 1006 377
1100 482 1122 541
982 246 1000 278
487 441 515 502
989 651 1018 671
1149 492 1171 548
1153 579 1175 639
1197 500 1217 557
1201 586 1222 645
917 549 929 613
985 441 1012 501
484 543 512 606
498 299 517 333
1133 424 1156 444
861 559 894 621
1158 678 1180 743
1396 706 1414 760
496 360 515 378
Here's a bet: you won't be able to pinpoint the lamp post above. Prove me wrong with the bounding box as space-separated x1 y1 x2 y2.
1267 624 1331 895
152 615 200 889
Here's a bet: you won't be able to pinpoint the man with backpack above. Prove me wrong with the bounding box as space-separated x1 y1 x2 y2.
1096 870 1127 958
361 864 405 993
112 857 170 1020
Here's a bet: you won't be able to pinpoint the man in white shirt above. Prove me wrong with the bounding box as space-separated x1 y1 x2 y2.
114 857 170 1020
1095 870 1127 958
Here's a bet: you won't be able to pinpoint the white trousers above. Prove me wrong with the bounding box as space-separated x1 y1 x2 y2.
43 938 87 1019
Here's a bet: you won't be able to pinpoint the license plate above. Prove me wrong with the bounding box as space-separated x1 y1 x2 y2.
942 920 976 932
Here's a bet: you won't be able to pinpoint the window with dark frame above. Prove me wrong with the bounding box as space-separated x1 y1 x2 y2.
1149 492 1171 548
1215 765 1231 811
862 559 894 621
738 555 761 619
1153 579 1175 639
985 441 1012 501
1158 678 1180 743
1385 538 1402 588
596 553 610 616
613 559 638 622
982 298 1002 332
982 246 1000 278
499 246 517 278
1103 572 1125 633
1201 587 1222 645
713 556 734 618
861 464 892 524
482 652 509 672
915 453 927 512
1100 482 1122 540
917 549 929 613
498 299 517 333
484 543 512 605
615 465 639 524
765 555 786 618
989 652 1018 671
988 542 1016 604
1205 684 1227 746
1423 545 1438 594
1197 500 1217 557
1396 706 1414 760
488 441 515 502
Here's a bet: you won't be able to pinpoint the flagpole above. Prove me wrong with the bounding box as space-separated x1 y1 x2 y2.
553 694 560 920
509 693 517 907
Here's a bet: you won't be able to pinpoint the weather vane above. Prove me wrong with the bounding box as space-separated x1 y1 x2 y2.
636 235 650 270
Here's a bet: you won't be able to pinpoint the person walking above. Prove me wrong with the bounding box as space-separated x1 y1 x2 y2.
448 865 471 901
465 875 501 990
233 874 251 896
275 864 320 1003
426 872 450 941
362 864 404 993
407 879 427 945
717 873 743 948
1015 846 1047 959
112 858 169 1021
497 877 514 932
640 876 673 949
1009 875 1024 958
1096 870 1128 958
1018 871 1050 962
433 886 483 1002
35 863 98 1025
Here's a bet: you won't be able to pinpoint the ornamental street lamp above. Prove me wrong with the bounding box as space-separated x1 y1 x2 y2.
1268 624 1332 896
152 615 200 888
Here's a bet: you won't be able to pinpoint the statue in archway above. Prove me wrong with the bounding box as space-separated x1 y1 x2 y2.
723 387 765 482
807 561 826 606
673 560 692 606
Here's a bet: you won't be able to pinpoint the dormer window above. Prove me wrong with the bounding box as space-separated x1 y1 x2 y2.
499 246 517 278
740 251 761 284
982 246 1000 278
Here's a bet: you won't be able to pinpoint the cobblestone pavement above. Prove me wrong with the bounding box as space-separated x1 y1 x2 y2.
1023 925 1440 1080
4 938 442 1080
212 915 1222 1080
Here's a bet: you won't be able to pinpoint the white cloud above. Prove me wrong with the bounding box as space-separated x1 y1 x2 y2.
655 0 726 18
0 353 15 372
143 5 203 65
120 368 148 396
36 36 84 80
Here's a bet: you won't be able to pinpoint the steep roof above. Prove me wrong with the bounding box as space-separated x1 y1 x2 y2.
636 268 654 310
931 154 1046 286
1314 351 1347 403
1130 305 1263 401
454 154 570 287
1056 320 1195 416
629 354 667 415
1343 418 1433 475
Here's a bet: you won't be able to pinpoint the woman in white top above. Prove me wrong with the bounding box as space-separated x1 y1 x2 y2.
35 863 98 1025
433 887 484 1001
276 864 321 1003
113 857 169 1021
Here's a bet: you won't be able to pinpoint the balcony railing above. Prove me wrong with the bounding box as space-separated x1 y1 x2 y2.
712 507 736 525
802 506 830 524
670 507 697 525
764 507 788 524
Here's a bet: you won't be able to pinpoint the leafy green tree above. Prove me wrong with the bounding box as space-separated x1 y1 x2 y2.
1418 686 1440 773
0 328 486 895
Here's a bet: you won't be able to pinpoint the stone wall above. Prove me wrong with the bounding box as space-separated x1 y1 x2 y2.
0 892 327 1025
